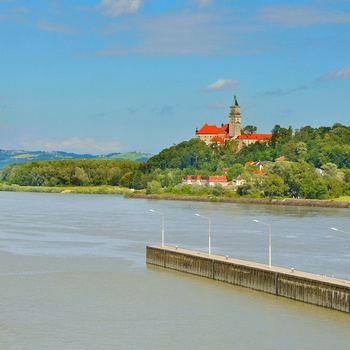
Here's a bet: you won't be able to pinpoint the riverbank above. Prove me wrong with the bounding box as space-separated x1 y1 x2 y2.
132 193 350 208
1 184 350 208
0 184 128 195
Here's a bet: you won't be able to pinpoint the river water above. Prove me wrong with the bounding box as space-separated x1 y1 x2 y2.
0 192 349 349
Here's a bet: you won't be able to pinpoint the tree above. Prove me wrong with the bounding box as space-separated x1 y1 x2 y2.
298 173 328 199
262 174 286 197
120 172 135 188
296 142 307 158
71 167 90 186
146 180 162 194
326 178 343 198
227 164 244 180
243 125 257 134
321 163 340 180
271 124 293 147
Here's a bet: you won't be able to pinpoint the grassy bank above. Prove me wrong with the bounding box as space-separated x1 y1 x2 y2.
0 184 137 195
1 183 350 208
131 193 350 208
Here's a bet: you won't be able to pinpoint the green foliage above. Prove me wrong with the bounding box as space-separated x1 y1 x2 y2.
0 150 152 168
146 180 162 195
243 125 257 134
227 164 244 180
2 123 350 200
262 174 286 197
145 138 212 171
0 159 140 187
342 182 350 195
237 182 264 198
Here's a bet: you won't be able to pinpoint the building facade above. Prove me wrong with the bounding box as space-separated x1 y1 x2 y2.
195 96 272 149
181 175 228 187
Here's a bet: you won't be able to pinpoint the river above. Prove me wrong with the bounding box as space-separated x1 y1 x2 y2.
0 192 349 349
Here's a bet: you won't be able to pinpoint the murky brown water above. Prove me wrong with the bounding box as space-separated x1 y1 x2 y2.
0 192 349 349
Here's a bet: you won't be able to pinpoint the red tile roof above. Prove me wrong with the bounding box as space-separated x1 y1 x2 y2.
181 175 227 182
211 136 225 144
196 123 227 135
208 176 227 182
237 133 272 140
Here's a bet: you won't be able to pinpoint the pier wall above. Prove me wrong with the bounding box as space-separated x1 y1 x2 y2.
146 246 350 313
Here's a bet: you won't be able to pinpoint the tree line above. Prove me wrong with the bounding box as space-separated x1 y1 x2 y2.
1 123 350 199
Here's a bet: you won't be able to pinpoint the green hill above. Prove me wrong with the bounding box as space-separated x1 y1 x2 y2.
0 149 152 168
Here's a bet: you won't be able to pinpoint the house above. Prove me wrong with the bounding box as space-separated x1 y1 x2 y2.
195 95 272 149
254 169 266 175
232 175 245 187
236 133 272 148
181 175 228 187
195 124 229 145
245 161 255 167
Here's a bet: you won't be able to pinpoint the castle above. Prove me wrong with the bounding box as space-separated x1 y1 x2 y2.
195 96 272 149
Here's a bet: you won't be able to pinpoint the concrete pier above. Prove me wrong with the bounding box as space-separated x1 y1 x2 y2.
146 245 350 313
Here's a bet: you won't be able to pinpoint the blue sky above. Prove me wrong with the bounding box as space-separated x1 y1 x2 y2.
1 0 350 155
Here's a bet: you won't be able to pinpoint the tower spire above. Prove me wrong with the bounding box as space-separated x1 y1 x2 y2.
228 95 241 139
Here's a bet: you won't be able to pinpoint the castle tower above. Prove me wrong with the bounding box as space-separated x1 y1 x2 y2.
228 95 242 139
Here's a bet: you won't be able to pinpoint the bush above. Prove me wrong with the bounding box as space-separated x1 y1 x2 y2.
146 180 162 195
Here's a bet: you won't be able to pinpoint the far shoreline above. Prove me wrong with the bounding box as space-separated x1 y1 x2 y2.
1 184 350 208
131 193 350 208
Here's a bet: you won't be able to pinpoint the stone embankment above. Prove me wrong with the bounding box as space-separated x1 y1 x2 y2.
147 246 350 313
132 194 350 208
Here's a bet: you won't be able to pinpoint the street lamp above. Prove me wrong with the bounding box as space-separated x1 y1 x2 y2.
149 209 164 247
253 219 272 269
331 227 350 278
195 213 211 256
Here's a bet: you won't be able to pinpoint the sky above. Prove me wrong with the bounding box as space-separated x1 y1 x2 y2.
1 0 350 155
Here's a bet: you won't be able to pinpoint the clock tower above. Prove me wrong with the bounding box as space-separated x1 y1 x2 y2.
228 95 241 139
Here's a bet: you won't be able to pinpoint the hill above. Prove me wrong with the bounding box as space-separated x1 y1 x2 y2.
0 149 152 168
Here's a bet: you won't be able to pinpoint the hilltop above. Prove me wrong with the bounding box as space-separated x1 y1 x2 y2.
1 123 350 200
0 149 152 169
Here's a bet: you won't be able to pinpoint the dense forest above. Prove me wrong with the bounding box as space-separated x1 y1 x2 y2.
1 123 350 199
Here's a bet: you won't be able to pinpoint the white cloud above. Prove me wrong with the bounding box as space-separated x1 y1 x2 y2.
206 79 240 91
259 5 350 27
263 85 307 96
206 102 225 110
94 11 256 57
320 64 350 80
97 0 142 17
192 0 213 9
21 137 123 154
37 20 76 34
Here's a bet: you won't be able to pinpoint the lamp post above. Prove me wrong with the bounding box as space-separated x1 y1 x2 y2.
331 227 350 279
253 219 272 269
195 213 211 256
149 209 164 247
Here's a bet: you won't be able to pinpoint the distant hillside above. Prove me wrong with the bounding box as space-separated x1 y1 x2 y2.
99 152 153 162
0 149 152 168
